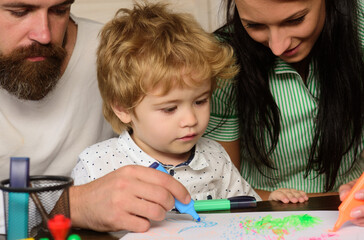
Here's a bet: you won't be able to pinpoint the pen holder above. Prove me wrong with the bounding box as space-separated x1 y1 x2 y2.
0 175 73 239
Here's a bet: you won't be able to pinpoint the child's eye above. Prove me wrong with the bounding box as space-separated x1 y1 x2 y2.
162 106 177 114
195 98 208 105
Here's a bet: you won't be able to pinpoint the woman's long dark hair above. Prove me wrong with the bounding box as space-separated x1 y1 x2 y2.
216 0 364 191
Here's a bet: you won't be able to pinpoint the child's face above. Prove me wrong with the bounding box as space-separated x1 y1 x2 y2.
129 78 211 165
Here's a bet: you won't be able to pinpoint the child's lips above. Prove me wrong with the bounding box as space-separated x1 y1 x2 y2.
179 134 197 141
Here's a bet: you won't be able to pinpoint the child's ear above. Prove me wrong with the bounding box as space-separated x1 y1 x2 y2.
111 104 132 124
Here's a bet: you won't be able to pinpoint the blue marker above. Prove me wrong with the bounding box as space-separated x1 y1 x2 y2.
149 162 200 222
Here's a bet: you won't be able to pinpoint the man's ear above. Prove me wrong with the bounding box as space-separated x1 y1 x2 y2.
111 104 132 124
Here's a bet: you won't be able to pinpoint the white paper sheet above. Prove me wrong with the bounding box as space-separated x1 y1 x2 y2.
121 211 363 240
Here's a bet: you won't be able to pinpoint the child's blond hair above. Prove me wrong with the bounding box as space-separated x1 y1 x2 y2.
97 1 238 133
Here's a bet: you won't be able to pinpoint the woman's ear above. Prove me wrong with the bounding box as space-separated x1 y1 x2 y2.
111 104 132 124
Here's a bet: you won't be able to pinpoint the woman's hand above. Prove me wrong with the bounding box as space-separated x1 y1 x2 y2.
339 178 364 227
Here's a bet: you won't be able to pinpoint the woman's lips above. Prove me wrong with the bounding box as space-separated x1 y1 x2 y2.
283 43 300 57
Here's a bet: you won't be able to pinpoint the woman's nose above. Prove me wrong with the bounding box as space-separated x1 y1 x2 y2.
268 27 291 56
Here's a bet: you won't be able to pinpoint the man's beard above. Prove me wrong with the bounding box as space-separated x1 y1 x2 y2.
0 43 67 100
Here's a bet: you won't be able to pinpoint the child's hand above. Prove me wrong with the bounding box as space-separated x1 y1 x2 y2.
268 188 308 203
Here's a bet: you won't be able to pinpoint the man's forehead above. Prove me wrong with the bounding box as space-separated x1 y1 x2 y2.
0 0 74 7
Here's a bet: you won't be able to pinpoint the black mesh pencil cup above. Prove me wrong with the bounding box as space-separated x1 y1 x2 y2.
0 175 73 239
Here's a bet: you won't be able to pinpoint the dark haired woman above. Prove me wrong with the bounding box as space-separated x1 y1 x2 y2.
205 0 364 207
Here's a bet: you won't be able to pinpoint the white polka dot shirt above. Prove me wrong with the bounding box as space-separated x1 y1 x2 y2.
71 131 261 201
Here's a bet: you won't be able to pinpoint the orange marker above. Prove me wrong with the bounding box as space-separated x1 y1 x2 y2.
331 172 364 232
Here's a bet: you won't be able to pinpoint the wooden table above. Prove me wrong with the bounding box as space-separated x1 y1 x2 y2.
0 195 341 240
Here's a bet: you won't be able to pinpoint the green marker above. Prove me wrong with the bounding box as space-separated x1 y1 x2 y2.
194 196 257 212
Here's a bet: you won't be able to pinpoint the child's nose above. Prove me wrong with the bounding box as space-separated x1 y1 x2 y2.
180 109 198 127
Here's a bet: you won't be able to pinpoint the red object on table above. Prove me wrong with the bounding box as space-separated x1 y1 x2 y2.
48 214 71 240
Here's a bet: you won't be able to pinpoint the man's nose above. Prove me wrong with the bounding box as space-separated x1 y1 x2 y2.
28 12 51 45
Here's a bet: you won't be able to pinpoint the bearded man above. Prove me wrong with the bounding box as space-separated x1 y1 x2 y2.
0 0 115 232
0 0 191 233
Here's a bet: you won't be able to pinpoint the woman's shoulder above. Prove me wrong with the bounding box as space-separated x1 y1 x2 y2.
357 0 364 49
213 24 234 44
357 0 364 27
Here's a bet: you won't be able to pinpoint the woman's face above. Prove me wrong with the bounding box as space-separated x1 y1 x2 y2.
235 0 326 63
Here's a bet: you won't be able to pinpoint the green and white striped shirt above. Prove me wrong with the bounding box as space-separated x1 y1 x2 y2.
205 2 364 193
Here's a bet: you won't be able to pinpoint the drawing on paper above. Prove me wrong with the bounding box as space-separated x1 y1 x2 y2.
121 211 363 240
239 214 322 239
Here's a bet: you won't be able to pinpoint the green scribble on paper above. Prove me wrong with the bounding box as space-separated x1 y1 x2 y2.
239 214 322 239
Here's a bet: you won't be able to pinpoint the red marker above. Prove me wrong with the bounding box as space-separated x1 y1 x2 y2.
331 172 364 232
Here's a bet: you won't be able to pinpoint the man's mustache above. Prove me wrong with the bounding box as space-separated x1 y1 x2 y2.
3 43 66 62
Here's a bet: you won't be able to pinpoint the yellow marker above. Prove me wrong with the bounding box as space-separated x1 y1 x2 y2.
331 172 364 232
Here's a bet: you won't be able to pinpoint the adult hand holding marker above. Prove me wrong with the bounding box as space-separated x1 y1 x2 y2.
149 162 201 222
334 172 364 230
150 162 257 222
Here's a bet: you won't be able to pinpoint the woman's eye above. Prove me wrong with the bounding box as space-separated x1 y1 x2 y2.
287 16 305 25
244 23 263 29
242 21 264 28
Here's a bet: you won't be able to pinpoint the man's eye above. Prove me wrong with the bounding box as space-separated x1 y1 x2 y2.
9 9 29 17
51 7 69 16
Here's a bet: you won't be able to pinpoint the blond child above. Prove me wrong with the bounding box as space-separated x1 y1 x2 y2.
71 2 262 202
71 1 308 205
